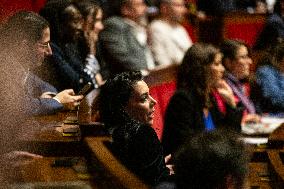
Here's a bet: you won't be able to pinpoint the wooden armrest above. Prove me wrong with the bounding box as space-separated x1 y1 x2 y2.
84 137 149 189
268 149 284 184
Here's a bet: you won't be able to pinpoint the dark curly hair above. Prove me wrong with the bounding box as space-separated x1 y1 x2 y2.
174 129 249 189
177 43 220 107
96 71 143 129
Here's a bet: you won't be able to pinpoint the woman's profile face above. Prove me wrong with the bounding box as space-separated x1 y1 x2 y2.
84 8 104 42
209 52 225 85
125 80 157 126
63 5 83 41
230 45 252 80
93 9 104 36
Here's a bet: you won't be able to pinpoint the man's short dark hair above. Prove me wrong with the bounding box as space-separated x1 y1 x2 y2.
174 129 249 189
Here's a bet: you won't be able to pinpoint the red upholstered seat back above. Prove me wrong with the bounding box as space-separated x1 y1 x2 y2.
0 0 46 23
223 13 266 47
144 64 178 140
150 81 176 140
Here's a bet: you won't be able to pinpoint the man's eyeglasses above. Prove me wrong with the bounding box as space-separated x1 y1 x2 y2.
38 41 50 49
236 54 250 60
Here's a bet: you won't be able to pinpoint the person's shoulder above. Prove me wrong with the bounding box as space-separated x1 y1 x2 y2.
135 122 156 136
172 89 193 99
104 16 125 27
126 121 157 140
167 89 196 109
257 65 276 74
150 19 168 27
101 16 129 35
267 13 283 23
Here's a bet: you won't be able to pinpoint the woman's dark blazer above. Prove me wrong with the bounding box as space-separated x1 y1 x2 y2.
40 42 94 93
111 120 170 186
162 89 244 156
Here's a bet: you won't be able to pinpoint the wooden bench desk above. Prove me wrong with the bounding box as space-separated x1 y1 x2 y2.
7 157 97 188
84 137 150 189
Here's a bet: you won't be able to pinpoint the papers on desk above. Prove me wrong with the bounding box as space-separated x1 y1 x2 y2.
242 116 284 135
241 137 268 145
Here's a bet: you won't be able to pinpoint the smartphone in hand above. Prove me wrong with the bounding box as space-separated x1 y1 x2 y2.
78 82 92 96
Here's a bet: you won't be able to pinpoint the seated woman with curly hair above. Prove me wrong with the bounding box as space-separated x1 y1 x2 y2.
96 71 171 186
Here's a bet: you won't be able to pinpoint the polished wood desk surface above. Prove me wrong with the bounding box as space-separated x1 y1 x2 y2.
249 162 272 189
7 157 98 189
266 124 284 188
15 89 102 157
268 123 284 145
84 137 149 189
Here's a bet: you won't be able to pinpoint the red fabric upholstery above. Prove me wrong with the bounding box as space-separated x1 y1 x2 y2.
0 0 46 23
224 20 265 47
150 81 176 140
0 0 32 22
181 20 197 43
32 0 47 12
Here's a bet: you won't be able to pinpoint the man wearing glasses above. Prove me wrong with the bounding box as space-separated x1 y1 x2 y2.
1 11 83 115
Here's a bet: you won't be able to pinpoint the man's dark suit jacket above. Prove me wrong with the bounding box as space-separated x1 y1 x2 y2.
100 16 149 76
40 42 94 94
25 72 63 115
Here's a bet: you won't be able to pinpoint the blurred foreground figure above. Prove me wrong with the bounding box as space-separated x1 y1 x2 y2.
0 11 83 116
0 11 83 184
157 129 249 189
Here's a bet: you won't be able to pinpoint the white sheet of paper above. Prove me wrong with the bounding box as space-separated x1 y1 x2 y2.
242 116 284 135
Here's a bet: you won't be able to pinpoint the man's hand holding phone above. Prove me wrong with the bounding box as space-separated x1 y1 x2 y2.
77 82 93 96
53 89 84 110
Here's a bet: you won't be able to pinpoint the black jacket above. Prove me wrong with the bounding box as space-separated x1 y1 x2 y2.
162 89 244 155
111 119 170 186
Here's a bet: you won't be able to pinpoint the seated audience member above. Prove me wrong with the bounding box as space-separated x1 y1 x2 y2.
253 42 284 113
157 130 249 189
220 40 260 121
73 0 105 85
0 12 53 184
162 43 244 156
39 0 103 93
266 0 277 13
99 0 155 76
254 0 284 50
149 0 192 66
0 11 83 116
254 0 268 14
96 71 171 186
236 0 267 13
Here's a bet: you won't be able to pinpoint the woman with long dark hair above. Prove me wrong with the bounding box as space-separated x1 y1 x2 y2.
162 43 244 156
